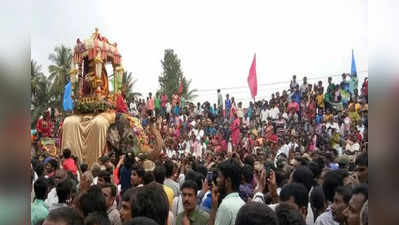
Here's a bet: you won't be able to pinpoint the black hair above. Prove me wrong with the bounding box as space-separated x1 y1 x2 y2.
63 149 72 159
34 219 45 225
335 186 352 204
241 164 254 183
131 182 169 225
84 211 111 225
143 171 155 185
56 179 73 203
309 186 326 213
33 161 45 177
154 165 166 184
218 159 242 191
355 152 368 167
124 217 160 225
181 179 198 194
122 187 140 202
308 161 323 180
185 169 203 190
292 166 314 193
102 183 117 197
275 203 306 225
196 164 208 179
352 184 368 200
98 170 111 183
243 155 255 168
294 157 309 167
80 163 88 174
79 185 107 217
48 158 59 169
132 163 145 178
34 177 48 200
164 160 175 178
235 202 278 225
275 169 289 188
46 207 84 225
322 169 346 202
279 182 309 208
99 156 110 165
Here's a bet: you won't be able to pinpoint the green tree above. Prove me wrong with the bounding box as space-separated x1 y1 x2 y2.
48 45 72 109
158 49 198 101
121 71 142 102
31 60 51 128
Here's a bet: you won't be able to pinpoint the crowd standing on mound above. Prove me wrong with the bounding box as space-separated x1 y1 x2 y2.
31 73 368 225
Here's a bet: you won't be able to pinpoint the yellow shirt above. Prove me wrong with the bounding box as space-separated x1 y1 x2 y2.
348 103 361 112
349 111 361 123
316 94 324 108
324 113 333 122
163 184 174 209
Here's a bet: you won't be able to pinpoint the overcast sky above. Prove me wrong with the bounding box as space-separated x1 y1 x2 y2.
32 0 367 105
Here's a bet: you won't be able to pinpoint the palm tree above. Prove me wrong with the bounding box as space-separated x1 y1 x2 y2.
121 71 142 102
48 45 72 109
182 78 198 101
31 60 44 103
31 60 51 128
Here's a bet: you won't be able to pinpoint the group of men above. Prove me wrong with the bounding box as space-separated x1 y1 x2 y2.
31 73 368 225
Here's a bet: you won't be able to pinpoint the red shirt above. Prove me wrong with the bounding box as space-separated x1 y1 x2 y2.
116 94 128 113
161 95 168 107
147 97 155 110
287 101 299 113
62 158 77 176
36 118 53 137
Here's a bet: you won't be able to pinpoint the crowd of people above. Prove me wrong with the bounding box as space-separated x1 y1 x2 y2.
31 73 368 225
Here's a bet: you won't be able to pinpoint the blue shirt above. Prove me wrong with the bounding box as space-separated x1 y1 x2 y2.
294 91 301 103
174 106 180 116
142 119 148 128
315 114 323 125
248 107 253 120
225 99 231 110
209 127 217 136
201 192 212 213
119 166 132 193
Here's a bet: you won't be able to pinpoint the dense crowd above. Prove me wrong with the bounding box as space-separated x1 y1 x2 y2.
31 73 368 225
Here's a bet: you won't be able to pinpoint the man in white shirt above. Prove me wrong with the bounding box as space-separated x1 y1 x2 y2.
300 76 308 96
261 105 269 123
166 102 172 115
102 184 122 225
237 102 244 119
217 89 223 109
290 75 299 90
270 104 280 121
209 159 245 225
45 169 68 209
276 143 290 159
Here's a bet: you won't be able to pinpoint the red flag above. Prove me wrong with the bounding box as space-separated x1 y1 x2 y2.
247 54 257 99
178 79 184 94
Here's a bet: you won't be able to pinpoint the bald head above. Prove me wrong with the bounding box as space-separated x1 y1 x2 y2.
55 169 67 185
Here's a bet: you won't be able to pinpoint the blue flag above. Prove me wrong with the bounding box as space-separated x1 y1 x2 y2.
351 49 357 77
349 49 359 94
63 81 73 111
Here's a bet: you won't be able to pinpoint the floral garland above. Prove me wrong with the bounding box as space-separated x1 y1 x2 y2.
74 100 114 114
